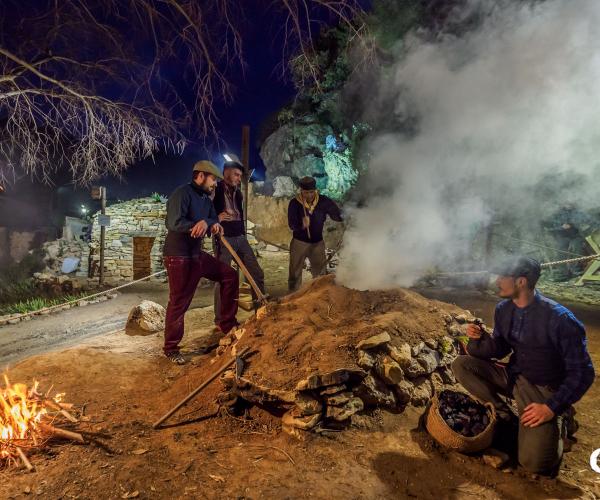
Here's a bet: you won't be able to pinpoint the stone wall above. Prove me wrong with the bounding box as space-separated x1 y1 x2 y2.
80 198 167 284
247 185 292 247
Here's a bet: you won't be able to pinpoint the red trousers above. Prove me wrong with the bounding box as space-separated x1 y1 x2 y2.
163 253 238 354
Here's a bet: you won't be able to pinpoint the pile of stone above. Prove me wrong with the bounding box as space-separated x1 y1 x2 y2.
32 272 87 295
39 239 88 274
219 327 462 438
210 276 487 439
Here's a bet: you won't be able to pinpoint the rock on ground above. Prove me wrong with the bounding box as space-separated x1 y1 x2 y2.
125 300 166 335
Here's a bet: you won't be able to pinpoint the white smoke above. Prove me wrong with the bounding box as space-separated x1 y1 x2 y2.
337 0 600 290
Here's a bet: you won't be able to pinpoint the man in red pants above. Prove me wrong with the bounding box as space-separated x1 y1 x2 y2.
162 160 239 364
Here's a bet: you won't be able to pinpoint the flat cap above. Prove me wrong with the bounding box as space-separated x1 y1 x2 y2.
491 256 541 283
192 160 223 179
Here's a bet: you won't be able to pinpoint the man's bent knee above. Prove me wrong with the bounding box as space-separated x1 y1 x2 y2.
451 355 473 382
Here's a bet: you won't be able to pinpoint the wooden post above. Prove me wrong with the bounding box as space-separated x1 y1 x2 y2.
99 186 106 285
241 125 250 233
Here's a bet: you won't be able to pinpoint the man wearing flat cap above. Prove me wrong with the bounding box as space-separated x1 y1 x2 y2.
162 160 239 364
452 256 595 475
287 176 343 291
212 155 265 323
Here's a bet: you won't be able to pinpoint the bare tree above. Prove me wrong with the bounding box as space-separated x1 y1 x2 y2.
0 0 368 187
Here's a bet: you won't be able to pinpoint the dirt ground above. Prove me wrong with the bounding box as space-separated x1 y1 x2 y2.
0 253 291 367
1 255 599 499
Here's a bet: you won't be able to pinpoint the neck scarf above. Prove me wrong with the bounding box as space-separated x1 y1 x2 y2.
296 191 319 214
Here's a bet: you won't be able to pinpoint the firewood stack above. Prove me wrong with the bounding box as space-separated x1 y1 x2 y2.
0 377 84 471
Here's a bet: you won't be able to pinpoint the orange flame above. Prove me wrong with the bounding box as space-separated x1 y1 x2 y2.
0 375 63 460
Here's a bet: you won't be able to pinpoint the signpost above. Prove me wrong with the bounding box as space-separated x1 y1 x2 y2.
91 186 107 285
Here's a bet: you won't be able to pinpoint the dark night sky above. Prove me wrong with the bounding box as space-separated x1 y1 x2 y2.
0 2 371 226
101 12 297 201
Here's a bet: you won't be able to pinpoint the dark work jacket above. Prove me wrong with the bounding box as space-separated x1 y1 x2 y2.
467 292 595 414
288 195 343 244
163 183 218 257
212 181 245 237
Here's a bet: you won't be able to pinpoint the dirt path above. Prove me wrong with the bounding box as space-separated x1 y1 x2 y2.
0 253 291 367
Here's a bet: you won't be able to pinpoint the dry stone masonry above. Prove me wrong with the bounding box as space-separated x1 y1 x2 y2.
210 276 484 440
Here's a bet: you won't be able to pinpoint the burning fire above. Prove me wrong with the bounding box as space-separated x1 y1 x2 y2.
1 374 71 468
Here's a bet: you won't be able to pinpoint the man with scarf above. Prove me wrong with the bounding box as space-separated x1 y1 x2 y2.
162 160 239 364
287 176 343 291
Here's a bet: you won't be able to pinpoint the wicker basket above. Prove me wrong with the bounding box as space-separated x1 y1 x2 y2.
425 391 496 454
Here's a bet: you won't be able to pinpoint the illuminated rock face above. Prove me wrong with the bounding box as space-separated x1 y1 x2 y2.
322 149 358 200
260 118 363 201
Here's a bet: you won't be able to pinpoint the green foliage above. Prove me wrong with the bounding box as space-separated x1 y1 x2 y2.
151 192 166 203
0 293 87 315
368 0 423 51
0 249 46 305
264 0 425 199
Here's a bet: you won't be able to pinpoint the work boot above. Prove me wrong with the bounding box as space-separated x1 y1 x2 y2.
165 351 186 365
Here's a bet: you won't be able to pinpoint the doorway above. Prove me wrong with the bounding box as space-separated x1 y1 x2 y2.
133 237 155 280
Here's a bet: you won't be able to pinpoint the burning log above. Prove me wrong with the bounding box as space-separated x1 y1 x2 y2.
1 375 83 469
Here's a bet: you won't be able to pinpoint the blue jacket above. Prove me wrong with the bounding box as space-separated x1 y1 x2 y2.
467 292 595 414
163 183 218 256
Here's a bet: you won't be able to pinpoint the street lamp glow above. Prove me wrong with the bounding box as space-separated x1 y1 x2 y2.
80 205 88 215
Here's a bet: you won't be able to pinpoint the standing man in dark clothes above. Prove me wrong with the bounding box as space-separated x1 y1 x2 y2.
287 176 343 291
162 160 239 364
212 157 265 324
452 256 595 475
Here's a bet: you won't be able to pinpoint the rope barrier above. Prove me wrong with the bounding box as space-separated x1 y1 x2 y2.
540 253 600 268
2 270 166 322
437 254 600 277
3 242 598 322
492 233 585 258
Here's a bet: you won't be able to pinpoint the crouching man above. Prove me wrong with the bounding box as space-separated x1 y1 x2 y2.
452 256 595 475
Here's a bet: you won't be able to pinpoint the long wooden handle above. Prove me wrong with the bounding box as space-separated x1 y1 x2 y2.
219 235 267 303
153 347 249 429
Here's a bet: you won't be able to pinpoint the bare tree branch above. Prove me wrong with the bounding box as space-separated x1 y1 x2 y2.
0 0 368 186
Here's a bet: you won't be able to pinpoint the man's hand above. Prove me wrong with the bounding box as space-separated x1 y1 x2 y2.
302 216 310 229
465 324 482 340
520 403 555 428
218 211 233 222
190 220 208 238
210 223 224 236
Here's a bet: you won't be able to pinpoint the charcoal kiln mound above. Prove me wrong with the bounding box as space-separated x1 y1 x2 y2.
203 275 484 438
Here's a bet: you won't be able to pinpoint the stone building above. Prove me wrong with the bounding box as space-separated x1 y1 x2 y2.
80 197 167 283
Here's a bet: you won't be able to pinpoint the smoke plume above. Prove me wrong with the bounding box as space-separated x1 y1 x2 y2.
337 0 600 290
